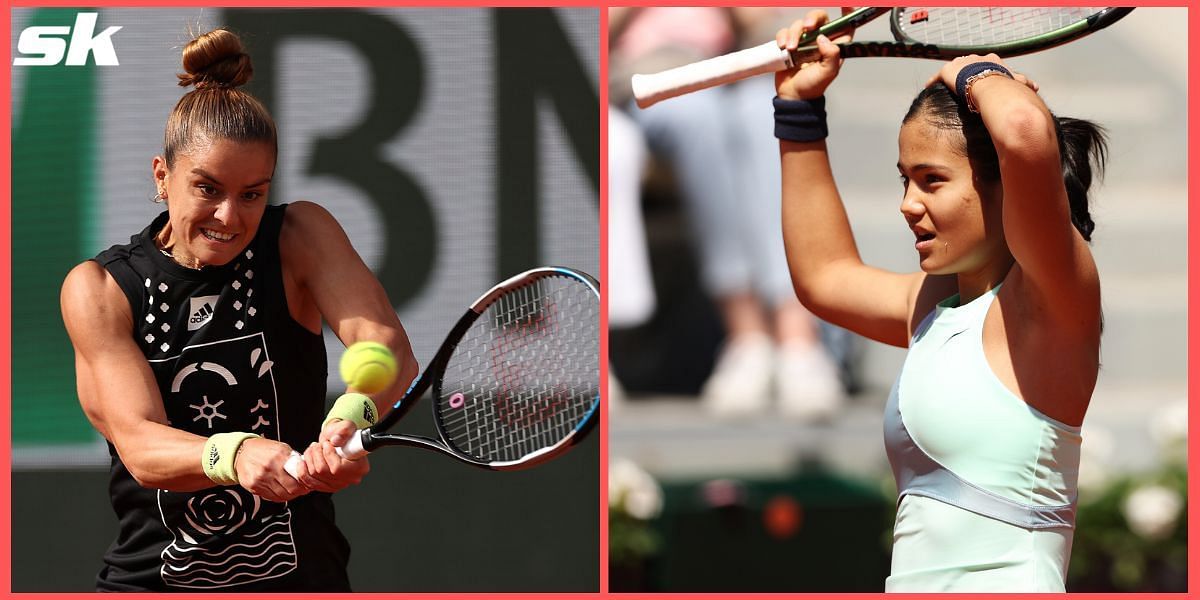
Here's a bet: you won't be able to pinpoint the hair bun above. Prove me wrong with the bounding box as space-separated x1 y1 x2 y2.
177 28 253 90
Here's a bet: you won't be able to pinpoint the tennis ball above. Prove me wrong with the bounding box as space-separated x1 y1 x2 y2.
340 341 397 394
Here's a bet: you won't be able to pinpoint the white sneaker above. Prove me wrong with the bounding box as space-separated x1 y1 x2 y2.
701 333 775 418
776 342 844 422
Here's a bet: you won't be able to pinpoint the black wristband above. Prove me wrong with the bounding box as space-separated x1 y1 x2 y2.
953 62 1013 103
773 96 828 142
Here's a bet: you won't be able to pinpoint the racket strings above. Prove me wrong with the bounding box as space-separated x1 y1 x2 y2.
436 275 599 463
898 8 1105 46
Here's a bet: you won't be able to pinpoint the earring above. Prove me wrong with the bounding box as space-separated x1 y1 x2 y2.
153 191 166 203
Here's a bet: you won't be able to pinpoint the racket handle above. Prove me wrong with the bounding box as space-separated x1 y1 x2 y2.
281 431 369 479
335 429 368 460
632 41 793 109
283 451 303 479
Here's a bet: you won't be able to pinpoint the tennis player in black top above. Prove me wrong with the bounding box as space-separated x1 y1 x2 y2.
60 27 417 591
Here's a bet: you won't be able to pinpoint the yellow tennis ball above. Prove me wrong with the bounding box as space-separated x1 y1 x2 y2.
340 341 397 394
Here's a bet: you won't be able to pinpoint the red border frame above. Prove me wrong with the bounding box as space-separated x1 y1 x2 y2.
4 4 603 598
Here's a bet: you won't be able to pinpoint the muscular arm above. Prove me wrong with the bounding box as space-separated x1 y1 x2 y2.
281 201 419 409
61 262 307 501
280 202 419 491
774 15 929 347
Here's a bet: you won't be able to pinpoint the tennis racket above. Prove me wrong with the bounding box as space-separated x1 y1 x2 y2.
632 7 1134 109
284 266 600 475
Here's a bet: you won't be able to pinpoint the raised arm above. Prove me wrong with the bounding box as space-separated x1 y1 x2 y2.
61 262 308 502
775 12 929 347
931 56 1101 328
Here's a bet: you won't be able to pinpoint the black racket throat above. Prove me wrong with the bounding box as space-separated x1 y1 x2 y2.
359 431 491 467
795 7 1135 62
361 431 560 470
795 41 943 61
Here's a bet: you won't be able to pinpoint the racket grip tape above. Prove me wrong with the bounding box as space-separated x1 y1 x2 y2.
632 41 793 109
284 452 303 479
282 431 370 479
337 430 368 460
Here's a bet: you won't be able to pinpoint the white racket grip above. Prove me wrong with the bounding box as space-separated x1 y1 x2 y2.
284 451 303 479
335 430 368 460
281 432 369 479
632 41 793 109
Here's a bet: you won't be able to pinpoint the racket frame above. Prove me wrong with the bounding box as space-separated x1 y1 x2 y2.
792 7 1135 61
634 7 1134 108
352 266 600 470
885 7 1135 60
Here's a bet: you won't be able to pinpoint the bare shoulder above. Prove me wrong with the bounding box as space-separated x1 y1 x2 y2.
279 201 348 260
61 260 133 341
279 201 360 289
281 200 343 238
62 260 108 294
62 261 125 309
907 273 956 338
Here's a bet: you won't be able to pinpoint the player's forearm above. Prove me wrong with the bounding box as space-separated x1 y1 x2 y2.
973 75 1074 261
973 75 1056 158
780 140 864 304
110 421 220 491
972 76 1060 191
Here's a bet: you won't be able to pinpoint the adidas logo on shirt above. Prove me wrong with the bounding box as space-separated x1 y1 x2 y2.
188 295 220 331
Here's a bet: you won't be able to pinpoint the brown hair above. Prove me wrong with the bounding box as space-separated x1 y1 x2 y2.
162 28 277 168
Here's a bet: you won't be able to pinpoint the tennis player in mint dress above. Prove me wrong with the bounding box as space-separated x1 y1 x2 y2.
770 11 1107 591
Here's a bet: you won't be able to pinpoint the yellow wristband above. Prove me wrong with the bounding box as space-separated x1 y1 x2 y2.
202 432 261 486
322 392 379 430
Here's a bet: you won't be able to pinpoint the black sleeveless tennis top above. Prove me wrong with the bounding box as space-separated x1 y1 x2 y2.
92 204 351 591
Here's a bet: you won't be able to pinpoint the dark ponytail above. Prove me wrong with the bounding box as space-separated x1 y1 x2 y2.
904 84 1108 241
1054 117 1108 241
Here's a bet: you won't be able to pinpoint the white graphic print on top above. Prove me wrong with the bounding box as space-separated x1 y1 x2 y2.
150 333 297 589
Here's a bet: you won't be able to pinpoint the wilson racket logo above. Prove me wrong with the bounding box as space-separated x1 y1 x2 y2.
840 41 941 59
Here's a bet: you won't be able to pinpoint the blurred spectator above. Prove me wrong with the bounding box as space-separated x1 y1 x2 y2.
608 104 653 411
609 7 848 419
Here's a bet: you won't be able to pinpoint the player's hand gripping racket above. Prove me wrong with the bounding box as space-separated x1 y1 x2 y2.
285 266 599 475
632 7 1133 109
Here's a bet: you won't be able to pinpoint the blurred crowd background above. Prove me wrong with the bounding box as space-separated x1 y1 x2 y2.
608 7 1187 592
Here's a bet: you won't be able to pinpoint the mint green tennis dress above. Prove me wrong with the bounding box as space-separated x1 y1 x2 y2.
883 284 1082 592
